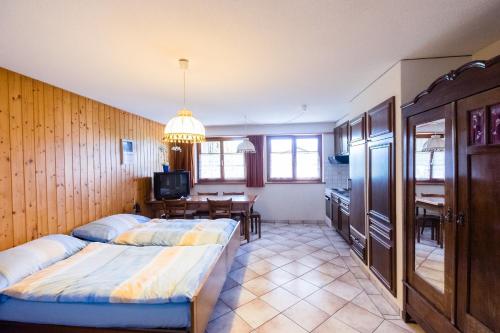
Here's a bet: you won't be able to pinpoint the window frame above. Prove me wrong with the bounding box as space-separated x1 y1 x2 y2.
415 133 445 185
196 137 246 184
266 134 323 184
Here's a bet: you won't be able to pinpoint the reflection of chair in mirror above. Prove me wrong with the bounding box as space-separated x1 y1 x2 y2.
415 193 444 246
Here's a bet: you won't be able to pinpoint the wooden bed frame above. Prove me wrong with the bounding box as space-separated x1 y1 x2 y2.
0 222 241 333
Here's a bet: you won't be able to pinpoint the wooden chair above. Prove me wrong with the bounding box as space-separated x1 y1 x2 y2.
161 199 194 219
223 191 244 195
195 192 219 218
207 199 233 219
250 210 262 239
222 192 247 220
416 193 443 245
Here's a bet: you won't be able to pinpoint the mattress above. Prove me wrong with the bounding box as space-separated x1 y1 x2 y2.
0 298 190 328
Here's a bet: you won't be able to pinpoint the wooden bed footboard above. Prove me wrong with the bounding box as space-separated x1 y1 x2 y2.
0 222 241 333
190 222 241 333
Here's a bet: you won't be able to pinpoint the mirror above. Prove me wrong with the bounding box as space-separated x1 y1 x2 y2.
414 119 445 293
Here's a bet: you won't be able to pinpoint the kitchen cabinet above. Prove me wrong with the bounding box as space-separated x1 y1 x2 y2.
367 97 396 295
348 113 367 263
334 121 350 156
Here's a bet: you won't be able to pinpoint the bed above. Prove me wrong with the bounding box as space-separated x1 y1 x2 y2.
0 222 240 333
71 215 239 247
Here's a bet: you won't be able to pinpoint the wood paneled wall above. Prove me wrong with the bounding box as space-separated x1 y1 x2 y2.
0 67 165 250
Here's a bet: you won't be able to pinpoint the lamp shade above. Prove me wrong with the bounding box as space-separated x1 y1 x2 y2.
163 109 205 144
237 138 256 153
421 134 444 152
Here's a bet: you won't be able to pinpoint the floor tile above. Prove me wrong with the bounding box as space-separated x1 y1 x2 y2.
280 261 312 276
235 298 279 329
357 278 380 294
316 262 349 279
333 303 384 333
368 294 399 316
323 279 363 301
206 311 253 333
242 276 278 296
374 320 411 333
222 277 240 292
300 269 336 287
229 267 259 284
264 255 293 267
282 277 319 298
297 255 326 268
283 300 330 331
220 286 257 309
305 288 347 315
262 268 296 285
260 287 301 311
210 300 233 322
248 259 278 275
313 316 361 333
351 292 382 316
253 314 307 333
251 248 277 259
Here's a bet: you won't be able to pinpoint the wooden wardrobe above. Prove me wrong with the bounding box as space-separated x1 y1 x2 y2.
402 56 500 333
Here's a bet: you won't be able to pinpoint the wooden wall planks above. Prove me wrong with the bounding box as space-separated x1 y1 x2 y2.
0 67 164 250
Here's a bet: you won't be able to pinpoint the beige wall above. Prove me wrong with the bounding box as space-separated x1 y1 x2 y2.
193 122 335 222
337 56 470 310
473 39 500 60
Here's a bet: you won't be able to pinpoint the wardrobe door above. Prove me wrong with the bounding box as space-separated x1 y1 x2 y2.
405 105 456 329
456 87 500 333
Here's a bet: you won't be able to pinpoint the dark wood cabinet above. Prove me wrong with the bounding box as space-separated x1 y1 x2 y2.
367 97 396 295
339 199 350 242
402 56 500 333
331 195 341 231
348 114 367 262
334 121 350 156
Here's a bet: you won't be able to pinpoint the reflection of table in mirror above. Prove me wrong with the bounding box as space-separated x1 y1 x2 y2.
415 196 444 247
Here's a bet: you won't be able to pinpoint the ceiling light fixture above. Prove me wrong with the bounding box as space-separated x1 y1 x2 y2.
237 115 256 154
163 59 205 144
422 134 445 152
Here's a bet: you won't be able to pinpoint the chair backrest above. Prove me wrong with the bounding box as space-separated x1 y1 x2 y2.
207 199 233 219
198 192 218 196
223 191 244 196
162 199 187 219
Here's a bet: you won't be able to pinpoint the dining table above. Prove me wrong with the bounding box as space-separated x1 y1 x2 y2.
145 194 259 243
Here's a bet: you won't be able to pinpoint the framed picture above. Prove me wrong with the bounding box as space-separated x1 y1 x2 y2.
120 139 136 165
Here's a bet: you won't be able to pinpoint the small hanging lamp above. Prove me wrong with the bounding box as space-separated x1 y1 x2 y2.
163 59 205 144
237 115 256 154
422 134 444 152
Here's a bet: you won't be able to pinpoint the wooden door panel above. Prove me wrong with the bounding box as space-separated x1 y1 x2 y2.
457 87 500 333
349 141 366 262
368 138 396 295
368 97 394 140
349 114 366 144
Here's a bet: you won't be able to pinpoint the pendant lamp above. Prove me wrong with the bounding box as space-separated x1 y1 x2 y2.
422 134 444 152
237 115 256 153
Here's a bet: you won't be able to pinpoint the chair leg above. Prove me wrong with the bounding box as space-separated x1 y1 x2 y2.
258 216 261 239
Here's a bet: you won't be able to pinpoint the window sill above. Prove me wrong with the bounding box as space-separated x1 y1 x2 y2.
196 180 246 185
266 180 325 185
416 180 445 185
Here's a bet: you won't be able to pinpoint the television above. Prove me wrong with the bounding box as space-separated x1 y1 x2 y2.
153 171 190 200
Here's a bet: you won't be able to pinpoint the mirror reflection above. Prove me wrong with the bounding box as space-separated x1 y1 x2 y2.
414 119 445 293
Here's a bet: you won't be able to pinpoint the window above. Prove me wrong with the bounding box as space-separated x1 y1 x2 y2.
415 136 444 183
197 138 245 183
267 135 322 182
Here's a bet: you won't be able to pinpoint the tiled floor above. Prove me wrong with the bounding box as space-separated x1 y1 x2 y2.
207 222 424 333
415 229 445 292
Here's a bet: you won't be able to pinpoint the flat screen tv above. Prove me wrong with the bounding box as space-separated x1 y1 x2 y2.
153 171 190 200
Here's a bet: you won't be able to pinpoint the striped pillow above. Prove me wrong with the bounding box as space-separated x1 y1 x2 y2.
0 234 86 290
71 214 150 242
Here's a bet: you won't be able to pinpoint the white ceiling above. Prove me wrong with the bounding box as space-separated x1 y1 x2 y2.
1 0 500 126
